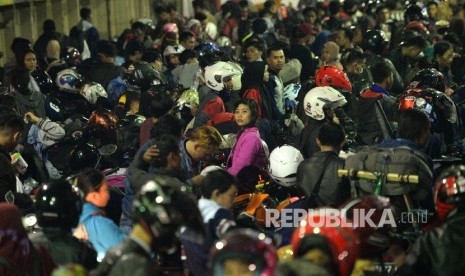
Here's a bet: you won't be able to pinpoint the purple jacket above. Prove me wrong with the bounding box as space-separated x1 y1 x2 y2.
227 127 267 176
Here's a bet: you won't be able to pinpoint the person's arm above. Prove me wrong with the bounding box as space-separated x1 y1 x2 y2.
91 216 127 253
25 112 65 146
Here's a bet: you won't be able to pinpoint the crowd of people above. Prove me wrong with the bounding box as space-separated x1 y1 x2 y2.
2 0 465 275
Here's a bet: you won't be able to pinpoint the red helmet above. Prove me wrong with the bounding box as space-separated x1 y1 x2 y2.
434 165 465 222
291 210 360 276
315 65 352 92
398 88 434 112
340 195 393 258
210 228 278 276
404 21 429 36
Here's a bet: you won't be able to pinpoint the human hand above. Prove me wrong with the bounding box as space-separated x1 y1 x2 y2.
143 145 160 163
24 112 41 124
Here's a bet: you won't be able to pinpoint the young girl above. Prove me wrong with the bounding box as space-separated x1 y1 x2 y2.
226 99 267 176
183 169 238 276
75 168 126 261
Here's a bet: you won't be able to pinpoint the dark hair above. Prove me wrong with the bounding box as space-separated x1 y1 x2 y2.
154 4 169 14
149 134 180 168
370 61 392 83
403 35 428 49
125 40 145 57
427 1 438 7
180 49 198 64
151 114 184 139
243 38 265 53
180 31 195 42
341 49 365 67
141 49 162 63
252 18 268 34
266 43 284 57
302 6 318 17
10 37 31 54
80 7 91 19
192 0 206 9
15 48 35 69
76 168 105 196
43 19 56 33
434 41 452 58
317 122 346 149
398 109 430 146
201 169 237 198
10 67 31 95
339 27 354 41
234 98 259 126
194 12 207 21
149 91 175 118
131 21 146 31
97 40 117 57
0 95 17 110
0 106 24 135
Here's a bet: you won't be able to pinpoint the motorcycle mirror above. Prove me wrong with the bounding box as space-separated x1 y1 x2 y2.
23 213 38 228
99 144 117 156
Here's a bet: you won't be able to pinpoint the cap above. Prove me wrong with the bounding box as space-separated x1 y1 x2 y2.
298 23 317 36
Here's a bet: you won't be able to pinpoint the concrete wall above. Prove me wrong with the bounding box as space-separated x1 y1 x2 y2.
0 0 153 66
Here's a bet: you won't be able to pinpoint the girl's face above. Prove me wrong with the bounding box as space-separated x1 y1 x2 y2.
235 103 253 127
438 48 454 67
213 185 238 209
321 46 332 63
24 52 37 71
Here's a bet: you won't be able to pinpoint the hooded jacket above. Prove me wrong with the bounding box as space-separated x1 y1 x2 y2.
226 127 267 176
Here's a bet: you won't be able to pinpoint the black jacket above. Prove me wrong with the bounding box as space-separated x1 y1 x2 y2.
399 209 465 276
0 147 32 209
296 151 350 207
295 119 326 159
29 228 98 270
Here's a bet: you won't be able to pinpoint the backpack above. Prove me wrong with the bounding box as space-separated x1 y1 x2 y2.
343 146 433 200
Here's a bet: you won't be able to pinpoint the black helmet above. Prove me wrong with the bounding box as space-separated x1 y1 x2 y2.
404 4 428 24
64 47 82 67
362 30 389 55
132 176 204 251
35 180 83 229
31 69 54 94
69 143 99 172
44 96 63 122
409 68 446 93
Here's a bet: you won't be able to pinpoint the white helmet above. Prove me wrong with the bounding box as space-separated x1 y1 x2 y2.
303 86 347 120
269 145 304 187
204 61 237 91
217 36 231 47
80 82 108 104
56 69 83 92
163 44 184 57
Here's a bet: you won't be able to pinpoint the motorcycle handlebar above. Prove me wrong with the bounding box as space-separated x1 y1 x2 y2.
338 169 419 184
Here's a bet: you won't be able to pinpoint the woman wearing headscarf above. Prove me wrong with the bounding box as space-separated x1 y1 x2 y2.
320 41 343 70
240 61 274 120
0 203 56 275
